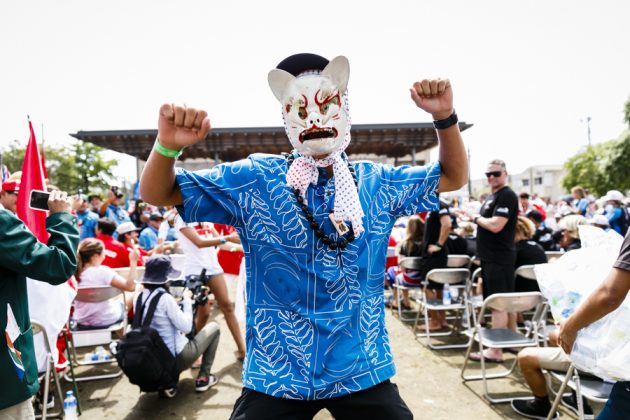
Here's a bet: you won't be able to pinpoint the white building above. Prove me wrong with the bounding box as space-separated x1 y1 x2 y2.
471 164 566 200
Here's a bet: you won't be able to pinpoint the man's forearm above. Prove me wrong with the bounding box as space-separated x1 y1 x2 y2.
139 148 183 206
437 124 468 192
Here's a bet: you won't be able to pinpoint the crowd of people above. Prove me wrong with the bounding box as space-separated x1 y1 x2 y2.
385 158 629 419
2 51 629 420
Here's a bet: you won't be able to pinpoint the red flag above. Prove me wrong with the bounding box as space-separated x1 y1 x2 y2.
16 120 49 242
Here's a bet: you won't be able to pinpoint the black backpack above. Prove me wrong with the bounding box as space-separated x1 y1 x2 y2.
115 290 179 392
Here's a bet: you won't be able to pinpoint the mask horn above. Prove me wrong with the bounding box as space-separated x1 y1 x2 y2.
268 69 296 103
321 56 350 93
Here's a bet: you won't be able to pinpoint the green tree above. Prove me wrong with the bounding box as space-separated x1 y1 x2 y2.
625 96 630 127
0 140 117 193
561 141 613 196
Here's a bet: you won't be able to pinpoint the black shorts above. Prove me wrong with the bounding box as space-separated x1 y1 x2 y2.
422 252 448 291
481 261 515 300
229 380 413 420
514 275 540 293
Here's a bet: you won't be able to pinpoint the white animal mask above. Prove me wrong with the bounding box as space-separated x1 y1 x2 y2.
268 56 351 157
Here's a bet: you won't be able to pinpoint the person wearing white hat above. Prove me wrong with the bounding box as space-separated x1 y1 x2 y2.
602 190 629 235
135 255 220 396
590 214 610 231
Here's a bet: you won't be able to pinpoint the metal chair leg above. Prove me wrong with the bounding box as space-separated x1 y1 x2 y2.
547 365 574 420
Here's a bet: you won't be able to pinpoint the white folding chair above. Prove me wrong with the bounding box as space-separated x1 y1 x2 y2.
447 254 472 269
65 286 127 382
31 320 65 419
391 257 424 321
461 291 545 403
546 364 614 420
413 268 470 349
545 250 564 262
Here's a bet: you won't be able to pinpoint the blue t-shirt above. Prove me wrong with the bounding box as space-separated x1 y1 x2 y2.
176 153 440 400
138 226 159 251
105 204 131 226
76 210 99 240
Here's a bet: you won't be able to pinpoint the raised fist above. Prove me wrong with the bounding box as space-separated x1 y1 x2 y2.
158 104 211 150
410 78 454 121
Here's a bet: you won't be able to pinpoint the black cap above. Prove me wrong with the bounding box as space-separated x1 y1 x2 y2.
139 255 182 285
525 209 543 223
149 212 164 221
276 53 329 76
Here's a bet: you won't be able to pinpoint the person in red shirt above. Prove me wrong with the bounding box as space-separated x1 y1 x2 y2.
95 218 133 268
116 221 147 266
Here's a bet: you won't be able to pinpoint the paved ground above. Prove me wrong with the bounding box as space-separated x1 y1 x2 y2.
56 305 593 419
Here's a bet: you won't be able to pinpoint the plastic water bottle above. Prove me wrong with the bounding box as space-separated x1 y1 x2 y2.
95 345 110 361
63 390 78 420
442 284 452 305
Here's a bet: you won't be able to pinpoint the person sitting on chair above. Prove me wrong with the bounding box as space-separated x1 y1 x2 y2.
73 238 139 329
136 255 221 397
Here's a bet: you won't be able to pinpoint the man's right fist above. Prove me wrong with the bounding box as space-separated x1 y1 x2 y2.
157 104 211 150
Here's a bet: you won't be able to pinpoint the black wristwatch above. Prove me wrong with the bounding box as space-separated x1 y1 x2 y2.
433 111 458 130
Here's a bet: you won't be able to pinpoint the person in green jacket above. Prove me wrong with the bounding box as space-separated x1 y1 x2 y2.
0 180 80 419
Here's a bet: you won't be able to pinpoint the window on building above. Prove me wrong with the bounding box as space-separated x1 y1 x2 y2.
534 177 543 185
522 179 530 187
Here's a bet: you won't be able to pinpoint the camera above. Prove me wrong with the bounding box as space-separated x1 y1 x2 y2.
183 269 210 308
111 186 124 199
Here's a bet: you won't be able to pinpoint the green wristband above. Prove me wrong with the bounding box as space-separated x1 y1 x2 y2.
154 138 183 159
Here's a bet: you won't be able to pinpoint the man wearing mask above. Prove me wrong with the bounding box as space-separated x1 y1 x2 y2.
0 180 79 418
140 53 467 418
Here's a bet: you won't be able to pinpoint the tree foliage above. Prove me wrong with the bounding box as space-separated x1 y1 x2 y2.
562 134 630 196
0 140 117 194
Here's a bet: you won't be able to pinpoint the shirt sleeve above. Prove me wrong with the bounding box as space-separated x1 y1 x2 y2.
492 189 518 219
176 158 257 226
0 211 79 285
379 161 441 218
613 230 630 272
163 295 193 334
138 230 152 251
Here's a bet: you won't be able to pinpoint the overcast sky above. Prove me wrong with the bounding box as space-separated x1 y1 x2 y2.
1 0 629 183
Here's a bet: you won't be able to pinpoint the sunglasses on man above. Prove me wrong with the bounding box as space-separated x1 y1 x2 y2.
485 171 503 178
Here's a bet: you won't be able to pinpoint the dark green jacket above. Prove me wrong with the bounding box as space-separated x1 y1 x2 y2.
0 209 79 409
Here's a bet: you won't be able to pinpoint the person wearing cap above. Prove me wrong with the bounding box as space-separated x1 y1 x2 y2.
116 221 149 265
140 53 467 417
138 212 164 252
75 194 100 240
98 187 131 226
135 255 221 396
1 182 79 418
602 190 629 236
526 209 558 251
590 214 610 231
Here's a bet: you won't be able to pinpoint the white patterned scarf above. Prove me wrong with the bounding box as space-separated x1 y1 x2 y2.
285 94 365 237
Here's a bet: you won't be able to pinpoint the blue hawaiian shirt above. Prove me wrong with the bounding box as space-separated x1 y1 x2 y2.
176 153 440 400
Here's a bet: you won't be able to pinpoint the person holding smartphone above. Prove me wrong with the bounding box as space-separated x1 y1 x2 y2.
0 180 80 419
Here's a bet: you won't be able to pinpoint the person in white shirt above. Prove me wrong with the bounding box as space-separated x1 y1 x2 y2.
173 215 245 361
74 238 138 328
135 255 220 396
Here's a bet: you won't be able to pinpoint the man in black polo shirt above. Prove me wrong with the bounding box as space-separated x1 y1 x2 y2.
470 159 518 363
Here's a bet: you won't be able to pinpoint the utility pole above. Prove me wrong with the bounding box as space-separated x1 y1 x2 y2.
467 147 472 197
585 116 592 147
